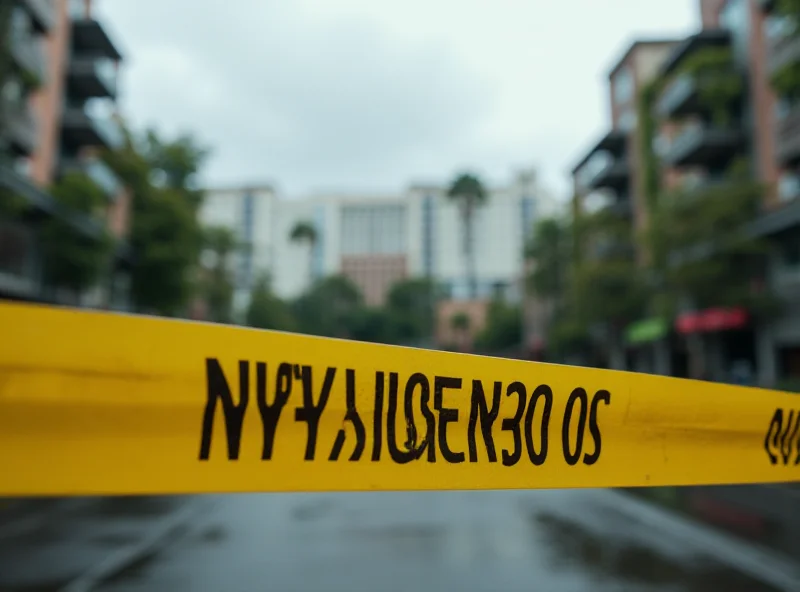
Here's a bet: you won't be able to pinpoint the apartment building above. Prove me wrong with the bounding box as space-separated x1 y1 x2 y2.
0 0 129 307
572 39 680 236
201 169 554 328
566 0 800 384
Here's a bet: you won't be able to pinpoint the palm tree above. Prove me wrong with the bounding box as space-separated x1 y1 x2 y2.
447 173 487 300
289 220 318 289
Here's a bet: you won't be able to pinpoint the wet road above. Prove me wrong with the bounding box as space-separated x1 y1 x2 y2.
81 489 796 592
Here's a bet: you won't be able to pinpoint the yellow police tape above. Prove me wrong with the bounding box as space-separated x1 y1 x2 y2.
0 301 798 496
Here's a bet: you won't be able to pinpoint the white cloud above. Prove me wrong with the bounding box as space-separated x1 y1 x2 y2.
95 0 697 198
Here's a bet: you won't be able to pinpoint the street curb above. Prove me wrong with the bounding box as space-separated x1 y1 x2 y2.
604 489 800 592
59 497 212 592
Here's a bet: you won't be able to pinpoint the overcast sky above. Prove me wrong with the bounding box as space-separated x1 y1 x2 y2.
95 0 697 199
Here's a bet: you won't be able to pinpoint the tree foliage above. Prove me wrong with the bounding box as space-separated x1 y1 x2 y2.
40 173 113 295
675 47 742 127
199 225 239 323
292 275 364 339
246 274 296 332
650 170 772 314
384 277 437 345
476 299 521 352
526 216 570 300
289 220 317 245
103 127 206 316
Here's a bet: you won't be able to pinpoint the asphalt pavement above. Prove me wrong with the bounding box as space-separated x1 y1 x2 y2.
2 488 796 592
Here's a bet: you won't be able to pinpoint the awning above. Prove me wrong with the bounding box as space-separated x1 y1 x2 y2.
625 317 668 345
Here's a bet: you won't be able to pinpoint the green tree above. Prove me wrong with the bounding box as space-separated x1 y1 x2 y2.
527 217 570 300
245 273 296 331
447 173 487 299
199 225 238 323
103 127 205 316
651 168 772 316
476 299 522 352
292 275 364 338
384 277 437 345
289 220 318 288
40 172 113 298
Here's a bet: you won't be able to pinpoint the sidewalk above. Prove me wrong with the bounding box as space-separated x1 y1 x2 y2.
0 496 200 592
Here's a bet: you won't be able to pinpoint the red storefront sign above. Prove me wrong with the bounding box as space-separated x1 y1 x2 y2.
675 307 748 335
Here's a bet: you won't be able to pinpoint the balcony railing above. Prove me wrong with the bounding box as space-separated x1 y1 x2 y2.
1 100 38 155
61 157 122 198
587 159 629 191
662 123 742 168
776 105 800 165
61 106 125 150
69 57 117 98
658 73 696 117
22 0 55 33
0 217 43 299
768 25 800 75
10 32 46 83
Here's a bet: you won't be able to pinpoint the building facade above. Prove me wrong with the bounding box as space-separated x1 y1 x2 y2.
0 0 129 307
566 0 800 386
201 169 556 327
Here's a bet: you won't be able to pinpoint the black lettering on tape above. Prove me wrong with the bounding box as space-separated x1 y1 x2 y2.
294 365 335 461
256 362 292 460
329 369 366 461
468 380 501 463
199 358 249 461
386 372 417 464
501 382 526 466
765 409 783 465
434 376 464 464
561 388 588 466
408 373 436 462
583 389 611 465
525 384 552 466
780 410 798 466
372 371 385 461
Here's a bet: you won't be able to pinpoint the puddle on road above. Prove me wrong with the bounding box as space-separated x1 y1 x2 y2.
531 513 781 592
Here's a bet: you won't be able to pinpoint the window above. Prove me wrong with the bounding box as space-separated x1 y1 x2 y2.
613 67 633 105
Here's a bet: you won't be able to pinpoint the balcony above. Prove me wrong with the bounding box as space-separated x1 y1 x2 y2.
661 123 742 168
657 71 741 120
0 164 103 239
0 218 43 300
587 158 629 192
768 28 800 76
68 57 117 99
70 19 123 61
10 32 46 84
572 130 628 193
776 105 800 165
61 158 122 199
603 198 633 218
21 0 55 33
61 106 125 151
0 100 37 156
658 30 730 79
